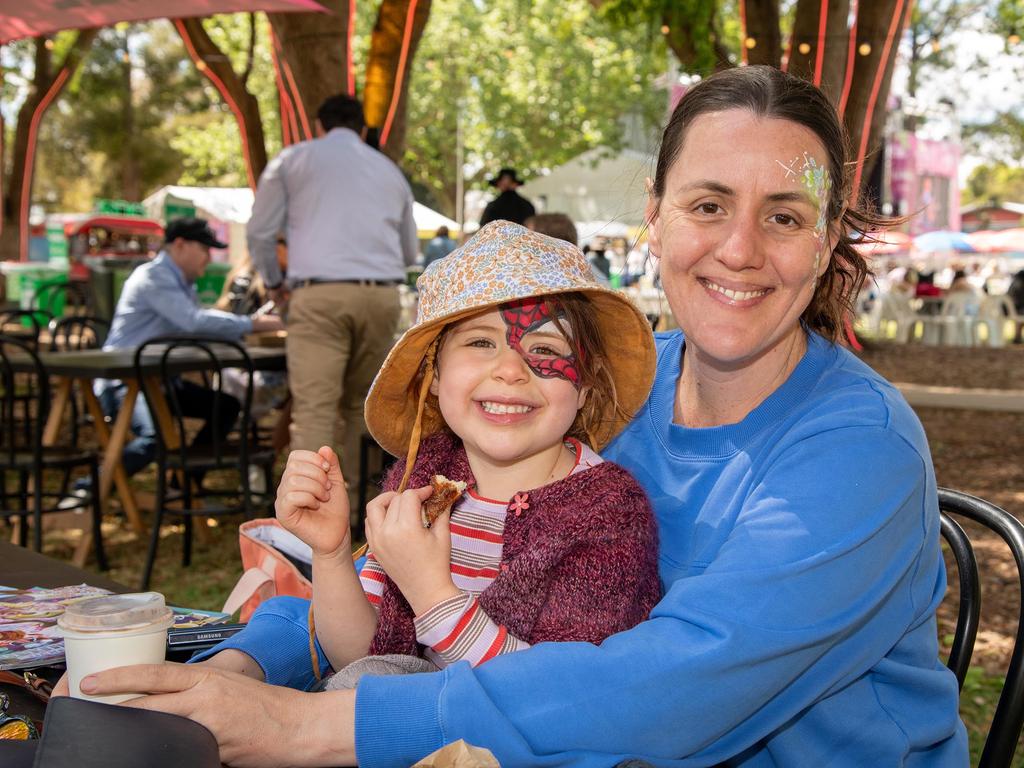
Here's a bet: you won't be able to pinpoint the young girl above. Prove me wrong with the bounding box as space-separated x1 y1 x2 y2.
275 220 660 683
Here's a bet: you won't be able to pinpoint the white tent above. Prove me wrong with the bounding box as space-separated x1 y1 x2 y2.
142 186 254 264
518 148 655 237
413 202 459 237
144 185 460 262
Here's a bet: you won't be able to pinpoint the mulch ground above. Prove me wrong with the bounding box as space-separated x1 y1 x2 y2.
859 342 1024 674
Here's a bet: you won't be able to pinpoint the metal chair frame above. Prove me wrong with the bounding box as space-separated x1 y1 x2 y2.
135 336 275 590
939 487 1024 768
0 335 106 567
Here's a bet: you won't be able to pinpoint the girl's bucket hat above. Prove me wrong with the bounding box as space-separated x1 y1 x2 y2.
364 220 657 465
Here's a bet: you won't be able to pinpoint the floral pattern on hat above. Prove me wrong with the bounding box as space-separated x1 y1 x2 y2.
414 221 597 326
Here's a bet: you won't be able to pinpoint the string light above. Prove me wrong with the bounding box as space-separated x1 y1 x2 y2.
660 24 670 35
930 39 941 53
798 42 811 54
196 60 208 71
745 37 757 49
858 42 872 56
1009 32 1021 45
43 39 54 50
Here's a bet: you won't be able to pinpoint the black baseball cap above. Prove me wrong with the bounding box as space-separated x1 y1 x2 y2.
164 217 228 249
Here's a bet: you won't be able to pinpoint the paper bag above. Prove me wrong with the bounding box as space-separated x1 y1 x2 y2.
412 740 501 768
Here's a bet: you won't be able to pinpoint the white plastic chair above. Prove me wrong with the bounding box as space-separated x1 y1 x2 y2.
878 291 917 342
919 293 978 346
977 294 1020 347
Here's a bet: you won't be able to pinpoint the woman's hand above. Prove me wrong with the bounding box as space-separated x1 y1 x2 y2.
365 487 461 615
276 447 351 559
49 649 265 699
74 663 356 767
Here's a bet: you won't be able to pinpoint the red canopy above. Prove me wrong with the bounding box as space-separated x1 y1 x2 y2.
0 0 327 43
63 215 164 238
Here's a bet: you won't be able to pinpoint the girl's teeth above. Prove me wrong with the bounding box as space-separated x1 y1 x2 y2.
481 402 532 415
706 281 768 301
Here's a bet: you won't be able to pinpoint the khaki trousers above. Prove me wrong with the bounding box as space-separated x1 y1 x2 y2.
286 282 400 513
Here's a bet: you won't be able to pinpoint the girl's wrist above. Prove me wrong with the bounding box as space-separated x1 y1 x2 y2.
408 581 463 617
313 543 354 568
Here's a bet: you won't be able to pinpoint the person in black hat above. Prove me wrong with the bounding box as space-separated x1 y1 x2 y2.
89 217 283 482
479 167 536 226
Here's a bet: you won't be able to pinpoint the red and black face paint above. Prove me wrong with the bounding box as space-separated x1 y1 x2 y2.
499 298 581 389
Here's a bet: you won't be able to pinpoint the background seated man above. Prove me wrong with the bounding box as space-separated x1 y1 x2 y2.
91 218 284 484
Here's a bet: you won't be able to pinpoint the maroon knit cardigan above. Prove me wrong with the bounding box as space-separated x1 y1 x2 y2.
367 431 661 658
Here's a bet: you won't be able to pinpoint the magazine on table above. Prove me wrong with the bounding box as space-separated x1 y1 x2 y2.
0 585 230 671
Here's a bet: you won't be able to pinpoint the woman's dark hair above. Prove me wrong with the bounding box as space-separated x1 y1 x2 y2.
651 65 892 341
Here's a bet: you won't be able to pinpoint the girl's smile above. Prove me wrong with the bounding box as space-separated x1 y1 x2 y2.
431 308 587 498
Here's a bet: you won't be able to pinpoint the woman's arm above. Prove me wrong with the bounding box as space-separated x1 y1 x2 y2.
354 426 952 767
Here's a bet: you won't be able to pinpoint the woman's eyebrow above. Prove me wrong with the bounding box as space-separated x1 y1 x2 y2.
766 190 816 205
680 180 734 196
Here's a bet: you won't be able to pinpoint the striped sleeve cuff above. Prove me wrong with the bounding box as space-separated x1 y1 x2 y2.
415 593 529 667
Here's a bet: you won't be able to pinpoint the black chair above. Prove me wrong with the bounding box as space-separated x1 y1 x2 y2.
939 487 1024 768
135 336 275 590
0 336 106 567
48 315 109 351
0 310 48 349
32 279 89 318
48 316 111 444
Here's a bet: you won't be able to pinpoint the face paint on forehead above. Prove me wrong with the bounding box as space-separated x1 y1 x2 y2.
499 298 582 389
776 152 833 237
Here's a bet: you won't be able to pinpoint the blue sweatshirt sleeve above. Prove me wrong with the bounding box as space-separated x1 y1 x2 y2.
354 425 949 767
189 596 330 689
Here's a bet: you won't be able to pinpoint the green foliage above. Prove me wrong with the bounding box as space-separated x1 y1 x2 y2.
600 0 721 72
31 16 285 212
403 0 668 216
996 0 1024 37
963 162 1024 205
170 111 249 187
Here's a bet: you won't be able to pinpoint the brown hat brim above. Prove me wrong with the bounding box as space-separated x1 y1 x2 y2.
365 286 656 458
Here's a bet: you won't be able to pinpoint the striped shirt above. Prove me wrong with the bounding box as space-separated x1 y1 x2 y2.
359 439 603 668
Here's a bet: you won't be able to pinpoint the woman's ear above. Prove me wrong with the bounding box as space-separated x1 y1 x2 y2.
644 179 661 257
429 374 440 397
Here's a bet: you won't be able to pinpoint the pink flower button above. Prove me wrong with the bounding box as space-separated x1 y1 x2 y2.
510 493 530 517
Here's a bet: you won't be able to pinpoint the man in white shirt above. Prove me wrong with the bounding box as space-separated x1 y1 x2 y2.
247 95 418 511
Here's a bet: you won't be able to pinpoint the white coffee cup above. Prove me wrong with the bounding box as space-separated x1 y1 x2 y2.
57 591 174 704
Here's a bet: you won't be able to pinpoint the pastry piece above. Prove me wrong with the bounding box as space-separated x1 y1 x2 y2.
421 475 466 528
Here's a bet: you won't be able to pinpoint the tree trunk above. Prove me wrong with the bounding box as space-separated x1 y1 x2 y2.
269 0 350 137
175 18 269 186
743 0 783 67
363 0 433 161
839 0 912 196
0 31 96 261
786 0 851 101
120 36 142 202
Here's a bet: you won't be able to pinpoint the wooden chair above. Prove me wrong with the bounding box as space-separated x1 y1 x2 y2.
939 487 1024 768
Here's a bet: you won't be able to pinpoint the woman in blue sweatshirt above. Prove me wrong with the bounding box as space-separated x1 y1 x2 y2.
75 66 967 767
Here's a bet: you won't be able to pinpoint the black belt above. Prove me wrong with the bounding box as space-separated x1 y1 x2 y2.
291 278 403 289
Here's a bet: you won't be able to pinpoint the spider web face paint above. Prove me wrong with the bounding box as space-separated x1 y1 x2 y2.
499 298 581 389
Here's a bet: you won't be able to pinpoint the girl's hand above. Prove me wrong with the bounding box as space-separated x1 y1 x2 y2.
365 487 462 615
275 447 351 559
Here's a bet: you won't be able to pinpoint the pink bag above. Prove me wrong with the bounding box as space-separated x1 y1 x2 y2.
222 519 312 622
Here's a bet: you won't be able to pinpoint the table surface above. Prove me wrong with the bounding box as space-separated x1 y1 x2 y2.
0 540 128 592
4 343 286 379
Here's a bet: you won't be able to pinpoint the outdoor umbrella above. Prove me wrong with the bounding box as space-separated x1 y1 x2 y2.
0 0 326 43
912 230 977 254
